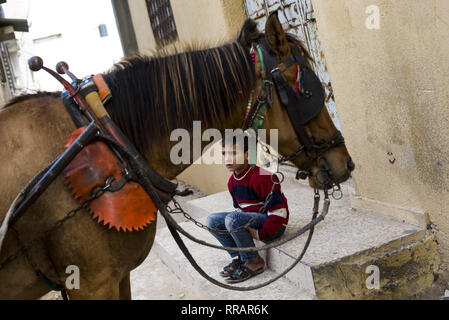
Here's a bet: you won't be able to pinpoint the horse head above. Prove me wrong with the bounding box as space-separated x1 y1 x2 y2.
238 11 354 190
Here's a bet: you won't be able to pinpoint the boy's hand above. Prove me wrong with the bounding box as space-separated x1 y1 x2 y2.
246 227 259 240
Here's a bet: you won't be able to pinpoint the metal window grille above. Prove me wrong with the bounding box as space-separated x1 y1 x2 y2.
0 42 15 93
146 0 178 46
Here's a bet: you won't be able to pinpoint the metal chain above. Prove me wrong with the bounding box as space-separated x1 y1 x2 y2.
0 178 114 271
331 184 343 200
166 173 283 235
259 139 345 201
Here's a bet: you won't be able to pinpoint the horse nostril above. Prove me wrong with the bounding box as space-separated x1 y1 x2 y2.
347 159 355 172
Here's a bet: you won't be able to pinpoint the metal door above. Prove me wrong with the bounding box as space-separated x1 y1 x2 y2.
244 0 341 130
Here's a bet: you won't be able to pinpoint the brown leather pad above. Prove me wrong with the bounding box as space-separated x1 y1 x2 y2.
63 127 157 232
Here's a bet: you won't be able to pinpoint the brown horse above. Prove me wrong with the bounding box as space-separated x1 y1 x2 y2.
0 13 353 299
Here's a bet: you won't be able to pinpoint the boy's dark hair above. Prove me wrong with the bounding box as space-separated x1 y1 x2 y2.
222 131 250 153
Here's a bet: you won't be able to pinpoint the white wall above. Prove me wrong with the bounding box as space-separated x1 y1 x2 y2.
3 0 123 93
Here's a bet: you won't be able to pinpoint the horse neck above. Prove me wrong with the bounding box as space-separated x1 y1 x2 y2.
104 43 256 180
144 94 250 181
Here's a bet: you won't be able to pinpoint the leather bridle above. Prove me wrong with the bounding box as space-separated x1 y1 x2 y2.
242 37 346 186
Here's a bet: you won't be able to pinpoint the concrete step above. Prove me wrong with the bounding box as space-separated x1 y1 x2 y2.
153 218 314 300
161 169 438 299
131 248 209 300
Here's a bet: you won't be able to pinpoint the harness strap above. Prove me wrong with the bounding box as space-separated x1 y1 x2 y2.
92 74 112 104
271 68 314 149
255 45 266 77
243 45 272 167
278 56 296 71
37 271 65 292
78 77 179 196
10 227 68 298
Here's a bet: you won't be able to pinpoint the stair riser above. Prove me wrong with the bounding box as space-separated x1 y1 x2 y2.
265 247 316 295
312 235 439 299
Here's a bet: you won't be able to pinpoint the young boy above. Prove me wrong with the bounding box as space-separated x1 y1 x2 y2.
206 132 289 283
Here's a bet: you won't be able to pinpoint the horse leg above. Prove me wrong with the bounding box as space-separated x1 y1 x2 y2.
119 273 132 300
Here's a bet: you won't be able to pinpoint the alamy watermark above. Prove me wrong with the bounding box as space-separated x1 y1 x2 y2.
65 265 80 290
365 265 380 290
169 121 279 170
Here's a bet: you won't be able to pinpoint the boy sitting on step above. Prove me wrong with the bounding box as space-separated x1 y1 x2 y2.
206 131 289 283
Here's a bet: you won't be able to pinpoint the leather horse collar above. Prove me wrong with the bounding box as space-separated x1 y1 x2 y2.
243 36 345 183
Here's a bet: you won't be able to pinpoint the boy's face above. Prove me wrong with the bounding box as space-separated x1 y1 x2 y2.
222 144 248 174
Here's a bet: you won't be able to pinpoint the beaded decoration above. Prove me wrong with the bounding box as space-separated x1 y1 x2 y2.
242 46 257 127
242 90 254 126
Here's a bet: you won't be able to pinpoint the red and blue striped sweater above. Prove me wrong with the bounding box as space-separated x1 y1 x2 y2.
227 165 289 241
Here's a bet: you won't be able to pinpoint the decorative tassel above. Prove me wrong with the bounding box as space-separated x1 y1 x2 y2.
242 90 254 127
250 47 256 64
294 63 304 96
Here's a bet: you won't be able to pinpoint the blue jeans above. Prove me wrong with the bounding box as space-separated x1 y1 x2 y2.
206 211 286 261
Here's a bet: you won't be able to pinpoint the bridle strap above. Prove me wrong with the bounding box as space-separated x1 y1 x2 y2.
243 40 345 180
255 45 266 74
242 45 273 131
271 67 315 149
243 80 273 131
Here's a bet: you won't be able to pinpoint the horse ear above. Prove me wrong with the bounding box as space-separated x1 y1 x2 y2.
265 11 291 61
238 19 260 48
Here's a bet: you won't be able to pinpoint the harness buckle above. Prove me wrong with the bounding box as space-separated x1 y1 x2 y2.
271 172 285 185
296 171 309 180
270 67 280 74
102 176 116 192
264 80 274 106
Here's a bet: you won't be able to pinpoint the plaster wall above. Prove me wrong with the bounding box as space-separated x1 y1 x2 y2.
311 0 449 272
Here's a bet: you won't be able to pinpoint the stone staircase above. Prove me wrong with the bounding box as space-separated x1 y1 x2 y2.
133 169 439 300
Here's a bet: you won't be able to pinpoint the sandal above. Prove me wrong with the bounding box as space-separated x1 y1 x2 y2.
219 258 243 278
225 264 264 283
